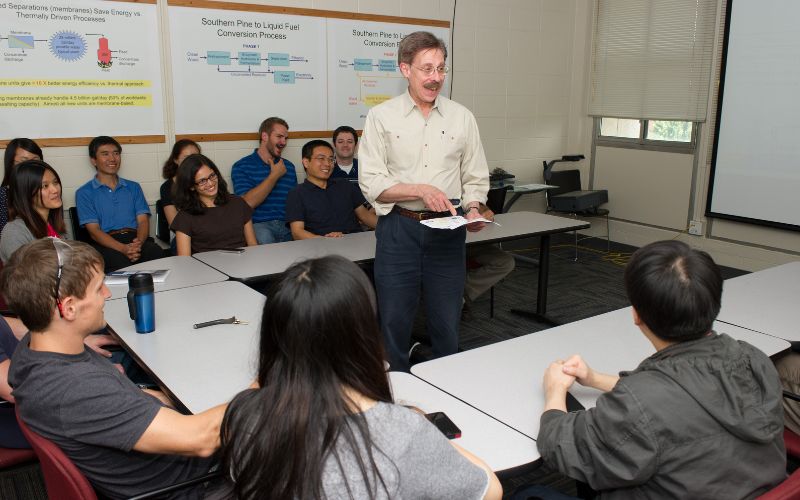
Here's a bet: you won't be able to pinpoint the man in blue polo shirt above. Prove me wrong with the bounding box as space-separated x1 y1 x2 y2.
285 140 376 240
75 136 163 272
231 117 297 244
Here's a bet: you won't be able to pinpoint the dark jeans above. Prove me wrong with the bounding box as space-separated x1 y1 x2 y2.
374 211 466 372
93 231 165 272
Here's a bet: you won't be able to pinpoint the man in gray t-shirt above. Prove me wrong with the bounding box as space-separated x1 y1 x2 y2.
2 239 233 499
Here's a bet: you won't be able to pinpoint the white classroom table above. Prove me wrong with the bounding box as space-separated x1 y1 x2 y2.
717 261 800 341
411 306 790 440
193 211 588 320
105 256 228 301
105 282 536 471
104 281 263 414
192 230 376 282
389 372 539 473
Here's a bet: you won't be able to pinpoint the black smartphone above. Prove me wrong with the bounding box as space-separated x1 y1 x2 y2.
566 392 585 412
425 411 462 439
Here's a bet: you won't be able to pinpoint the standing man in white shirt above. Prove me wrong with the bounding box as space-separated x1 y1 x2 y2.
359 31 490 371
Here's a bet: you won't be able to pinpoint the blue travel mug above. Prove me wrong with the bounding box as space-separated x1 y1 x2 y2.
127 273 155 333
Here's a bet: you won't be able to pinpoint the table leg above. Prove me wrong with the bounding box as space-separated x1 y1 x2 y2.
510 233 559 326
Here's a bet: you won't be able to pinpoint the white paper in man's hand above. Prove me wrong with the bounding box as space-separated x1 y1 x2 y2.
419 216 498 230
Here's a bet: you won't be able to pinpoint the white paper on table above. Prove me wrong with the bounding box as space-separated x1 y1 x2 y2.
104 269 171 285
419 216 498 230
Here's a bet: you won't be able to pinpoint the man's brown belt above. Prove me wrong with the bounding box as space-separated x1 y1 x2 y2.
392 206 453 221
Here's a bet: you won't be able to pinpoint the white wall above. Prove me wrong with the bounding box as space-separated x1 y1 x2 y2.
586 0 800 271
2 0 594 238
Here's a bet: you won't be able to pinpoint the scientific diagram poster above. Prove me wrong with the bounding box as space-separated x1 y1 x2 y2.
0 0 164 140
326 19 449 130
169 4 326 135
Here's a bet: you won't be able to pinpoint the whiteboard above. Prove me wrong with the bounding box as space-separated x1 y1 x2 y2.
326 19 449 130
0 0 164 139
707 0 800 230
169 5 327 134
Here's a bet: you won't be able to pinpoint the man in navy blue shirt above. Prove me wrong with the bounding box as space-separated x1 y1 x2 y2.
285 140 376 240
75 136 163 272
331 125 359 181
231 117 297 244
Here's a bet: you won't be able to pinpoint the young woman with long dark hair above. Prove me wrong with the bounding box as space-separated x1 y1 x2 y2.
219 256 501 500
160 139 201 227
0 160 65 263
1 138 43 234
171 154 256 255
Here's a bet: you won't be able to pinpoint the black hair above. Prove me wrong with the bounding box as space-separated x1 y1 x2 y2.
333 126 358 145
173 154 230 215
220 256 392 500
624 240 722 341
3 138 43 188
162 139 201 180
302 139 333 160
8 160 66 238
88 136 121 159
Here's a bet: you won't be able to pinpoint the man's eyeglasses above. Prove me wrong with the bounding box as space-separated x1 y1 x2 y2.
51 237 70 317
412 65 450 76
195 172 218 187
312 155 335 164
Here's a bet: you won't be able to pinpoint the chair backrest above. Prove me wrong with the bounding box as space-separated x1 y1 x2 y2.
68 207 92 244
756 468 800 500
546 169 582 195
155 200 170 243
545 169 582 210
15 408 97 500
486 186 510 214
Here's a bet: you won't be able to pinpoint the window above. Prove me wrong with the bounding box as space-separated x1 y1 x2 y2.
597 118 696 152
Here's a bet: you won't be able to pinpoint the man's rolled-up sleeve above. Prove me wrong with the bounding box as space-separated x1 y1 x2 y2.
358 110 397 216
536 381 659 491
459 113 489 209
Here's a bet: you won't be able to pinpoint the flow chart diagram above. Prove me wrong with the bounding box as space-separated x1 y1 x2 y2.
185 49 315 84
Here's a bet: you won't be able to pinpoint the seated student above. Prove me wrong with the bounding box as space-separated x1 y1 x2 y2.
160 139 201 228
171 154 256 255
285 140 377 240
331 125 359 181
218 256 502 499
0 314 31 448
464 204 514 306
0 313 117 450
537 240 785 499
231 117 297 244
2 239 227 499
75 136 163 272
1 138 43 234
0 160 66 263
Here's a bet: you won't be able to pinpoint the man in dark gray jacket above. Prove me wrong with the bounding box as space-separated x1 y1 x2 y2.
538 240 785 499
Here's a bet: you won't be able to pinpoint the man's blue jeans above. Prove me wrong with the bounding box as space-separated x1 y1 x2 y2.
253 220 292 244
374 211 466 372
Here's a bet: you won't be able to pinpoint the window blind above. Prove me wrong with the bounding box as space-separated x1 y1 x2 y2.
589 0 718 122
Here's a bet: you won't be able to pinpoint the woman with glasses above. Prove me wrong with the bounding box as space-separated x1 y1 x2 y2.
171 154 256 255
1 138 43 235
218 256 502 500
0 160 65 264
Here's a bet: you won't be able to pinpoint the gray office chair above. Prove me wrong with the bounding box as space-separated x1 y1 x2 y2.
543 168 610 261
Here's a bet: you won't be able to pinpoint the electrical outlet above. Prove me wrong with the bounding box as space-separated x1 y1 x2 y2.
688 220 703 236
